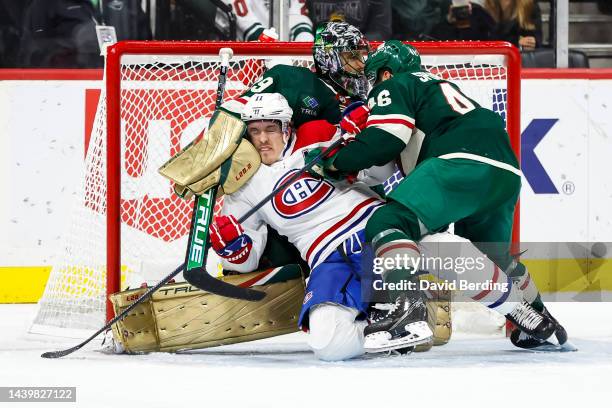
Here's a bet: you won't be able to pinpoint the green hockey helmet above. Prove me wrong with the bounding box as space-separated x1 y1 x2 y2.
365 40 421 84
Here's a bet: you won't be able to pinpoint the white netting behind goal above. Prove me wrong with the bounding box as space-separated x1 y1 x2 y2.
31 44 515 336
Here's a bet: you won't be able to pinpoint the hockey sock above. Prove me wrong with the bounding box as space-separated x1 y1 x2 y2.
508 261 544 312
366 203 423 301
420 233 521 315
370 229 421 301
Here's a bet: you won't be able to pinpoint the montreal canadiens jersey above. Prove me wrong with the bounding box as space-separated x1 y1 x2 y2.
220 134 383 272
216 0 313 41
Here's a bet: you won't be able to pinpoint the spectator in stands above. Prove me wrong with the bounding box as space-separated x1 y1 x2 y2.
216 0 313 41
0 0 28 67
18 0 151 68
161 0 221 40
18 0 103 68
431 0 496 41
391 0 444 41
484 0 542 51
166 0 312 42
598 0 612 15
306 0 392 41
103 0 152 42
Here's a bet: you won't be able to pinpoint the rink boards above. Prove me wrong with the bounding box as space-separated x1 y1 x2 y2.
1 70 612 302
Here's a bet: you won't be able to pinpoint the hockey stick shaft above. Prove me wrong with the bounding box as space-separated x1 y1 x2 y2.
179 49 267 301
41 262 185 359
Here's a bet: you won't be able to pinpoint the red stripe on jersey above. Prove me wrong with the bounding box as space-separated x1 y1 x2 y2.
473 265 500 301
292 120 338 154
236 97 248 105
519 273 531 290
367 118 415 129
238 268 276 288
305 197 379 262
377 242 420 257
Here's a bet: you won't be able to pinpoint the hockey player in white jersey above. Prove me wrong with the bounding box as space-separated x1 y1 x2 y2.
216 0 314 41
208 92 401 361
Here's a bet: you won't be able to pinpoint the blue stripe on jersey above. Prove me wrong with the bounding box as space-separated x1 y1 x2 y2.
309 203 382 268
487 275 514 309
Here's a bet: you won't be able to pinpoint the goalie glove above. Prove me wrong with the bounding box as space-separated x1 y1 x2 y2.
210 215 253 264
340 101 370 136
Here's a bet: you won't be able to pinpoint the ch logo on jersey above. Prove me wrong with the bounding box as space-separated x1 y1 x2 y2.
272 169 335 219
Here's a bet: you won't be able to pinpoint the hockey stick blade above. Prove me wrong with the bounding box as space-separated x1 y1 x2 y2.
41 263 185 358
183 266 265 301
41 345 85 359
41 260 263 358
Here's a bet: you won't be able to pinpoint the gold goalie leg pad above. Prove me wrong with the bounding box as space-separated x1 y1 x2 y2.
110 265 305 353
414 288 452 352
433 299 452 346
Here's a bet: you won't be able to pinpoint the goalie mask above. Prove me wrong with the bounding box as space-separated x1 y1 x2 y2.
241 93 293 147
313 22 370 100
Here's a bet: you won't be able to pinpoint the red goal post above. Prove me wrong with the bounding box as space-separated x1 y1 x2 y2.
32 41 520 334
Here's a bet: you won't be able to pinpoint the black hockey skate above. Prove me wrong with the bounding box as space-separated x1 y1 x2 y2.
509 305 577 352
366 303 415 355
363 291 433 353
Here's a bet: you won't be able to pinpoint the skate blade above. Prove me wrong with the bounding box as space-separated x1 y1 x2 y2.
542 331 578 352
360 348 414 359
519 339 578 353
364 321 433 354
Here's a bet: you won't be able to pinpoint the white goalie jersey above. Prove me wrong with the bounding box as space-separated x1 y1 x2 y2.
220 134 383 273
216 0 314 41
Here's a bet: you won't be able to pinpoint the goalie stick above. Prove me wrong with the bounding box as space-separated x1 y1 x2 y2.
179 47 266 302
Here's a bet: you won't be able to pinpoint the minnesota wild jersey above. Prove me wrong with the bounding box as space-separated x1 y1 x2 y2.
333 70 519 176
222 64 355 128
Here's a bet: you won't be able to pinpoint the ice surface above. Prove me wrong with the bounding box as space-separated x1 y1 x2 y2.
1 303 612 408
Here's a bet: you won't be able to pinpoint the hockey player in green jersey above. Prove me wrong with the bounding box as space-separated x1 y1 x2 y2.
308 40 575 352
222 21 371 128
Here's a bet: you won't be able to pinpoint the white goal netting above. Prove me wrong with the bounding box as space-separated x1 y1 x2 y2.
31 44 514 337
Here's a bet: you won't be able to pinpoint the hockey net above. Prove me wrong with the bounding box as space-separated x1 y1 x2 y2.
31 41 520 337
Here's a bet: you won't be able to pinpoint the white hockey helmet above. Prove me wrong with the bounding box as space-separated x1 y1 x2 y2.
241 93 293 136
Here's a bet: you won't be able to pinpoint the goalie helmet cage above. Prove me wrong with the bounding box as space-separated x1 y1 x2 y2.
31 41 521 337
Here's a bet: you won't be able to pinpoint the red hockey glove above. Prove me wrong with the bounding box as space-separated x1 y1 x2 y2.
210 215 253 264
340 101 370 135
